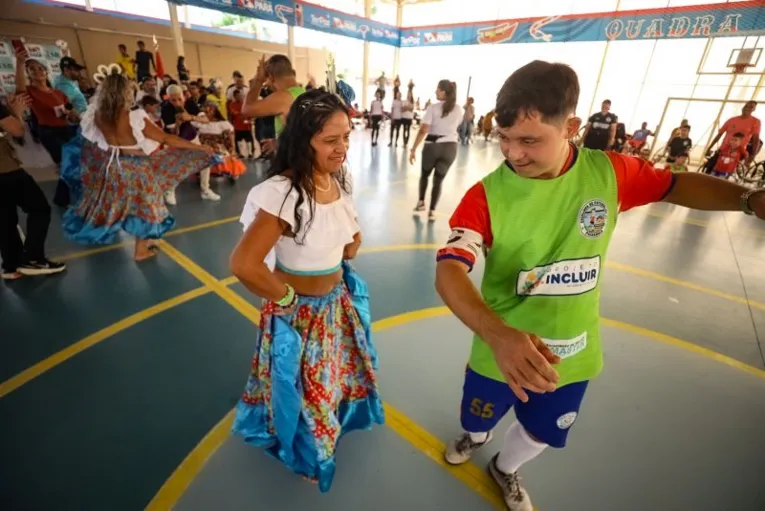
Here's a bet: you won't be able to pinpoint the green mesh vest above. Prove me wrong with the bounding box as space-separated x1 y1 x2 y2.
468 148 618 388
274 85 306 136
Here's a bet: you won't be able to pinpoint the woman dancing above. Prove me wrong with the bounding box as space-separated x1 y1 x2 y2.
230 89 384 491
63 65 216 261
409 79 462 221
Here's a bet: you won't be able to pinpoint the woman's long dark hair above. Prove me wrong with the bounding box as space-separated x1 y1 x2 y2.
438 79 457 117
269 89 351 242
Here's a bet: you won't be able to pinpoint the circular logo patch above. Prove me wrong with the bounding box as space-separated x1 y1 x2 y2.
578 199 608 239
556 411 578 430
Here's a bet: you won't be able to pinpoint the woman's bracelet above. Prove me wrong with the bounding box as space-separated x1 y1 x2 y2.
275 284 295 307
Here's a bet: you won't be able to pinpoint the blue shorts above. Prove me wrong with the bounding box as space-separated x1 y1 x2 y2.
459 367 589 448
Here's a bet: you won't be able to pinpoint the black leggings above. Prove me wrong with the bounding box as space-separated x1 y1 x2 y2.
389 119 402 145
370 115 382 143
419 142 458 211
401 118 412 145
0 169 51 272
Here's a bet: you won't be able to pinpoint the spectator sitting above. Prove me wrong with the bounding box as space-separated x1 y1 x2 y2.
710 132 748 179
140 95 162 127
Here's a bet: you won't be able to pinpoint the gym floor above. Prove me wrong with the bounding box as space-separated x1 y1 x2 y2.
2 132 765 511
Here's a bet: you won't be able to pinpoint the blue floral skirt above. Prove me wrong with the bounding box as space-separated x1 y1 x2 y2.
232 263 384 492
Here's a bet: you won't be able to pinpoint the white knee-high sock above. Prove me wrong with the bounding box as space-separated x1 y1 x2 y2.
495 422 547 474
200 167 211 192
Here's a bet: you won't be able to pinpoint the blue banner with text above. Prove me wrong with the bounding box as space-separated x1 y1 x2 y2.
399 2 765 47
167 0 401 46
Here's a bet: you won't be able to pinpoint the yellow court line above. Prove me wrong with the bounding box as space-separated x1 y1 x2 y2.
54 179 410 263
605 261 765 311
147 409 237 511
146 300 765 511
0 286 210 399
360 244 765 312
158 240 261 325
601 318 765 379
9 244 763 400
145 305 504 511
57 242 132 262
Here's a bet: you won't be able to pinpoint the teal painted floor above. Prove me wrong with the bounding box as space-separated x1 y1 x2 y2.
2 131 764 510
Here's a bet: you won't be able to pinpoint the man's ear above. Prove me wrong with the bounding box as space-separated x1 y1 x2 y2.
566 117 582 139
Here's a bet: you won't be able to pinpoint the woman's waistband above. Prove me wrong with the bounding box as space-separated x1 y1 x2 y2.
275 260 342 277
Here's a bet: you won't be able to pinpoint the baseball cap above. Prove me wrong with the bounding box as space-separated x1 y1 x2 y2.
60 56 84 70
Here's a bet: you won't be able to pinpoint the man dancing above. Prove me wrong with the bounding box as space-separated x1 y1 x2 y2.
435 60 765 511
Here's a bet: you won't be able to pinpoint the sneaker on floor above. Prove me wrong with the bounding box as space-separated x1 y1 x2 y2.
488 454 533 511
201 189 221 201
428 210 436 222
164 191 177 206
444 431 493 465
1 270 23 280
413 201 426 212
17 259 67 276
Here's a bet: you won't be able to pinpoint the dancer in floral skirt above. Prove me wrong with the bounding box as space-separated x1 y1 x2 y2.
230 89 384 491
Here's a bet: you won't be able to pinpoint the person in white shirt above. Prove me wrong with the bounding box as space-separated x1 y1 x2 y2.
369 91 384 146
226 70 250 102
389 90 403 147
401 90 415 146
409 80 462 221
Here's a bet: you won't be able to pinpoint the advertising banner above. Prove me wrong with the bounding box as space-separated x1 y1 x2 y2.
168 0 401 46
25 0 765 49
400 2 765 47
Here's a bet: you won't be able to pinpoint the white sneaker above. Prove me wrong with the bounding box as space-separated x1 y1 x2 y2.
201 189 221 201
444 431 493 465
164 191 177 206
488 454 533 511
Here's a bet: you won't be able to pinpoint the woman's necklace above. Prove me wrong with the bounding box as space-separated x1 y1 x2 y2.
315 177 332 193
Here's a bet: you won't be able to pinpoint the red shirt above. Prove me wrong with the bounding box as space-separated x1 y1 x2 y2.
437 146 675 270
713 144 747 173
720 115 760 148
228 101 250 132
26 85 70 127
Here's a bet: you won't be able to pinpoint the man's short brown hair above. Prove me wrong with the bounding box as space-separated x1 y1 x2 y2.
495 60 579 128
267 54 296 79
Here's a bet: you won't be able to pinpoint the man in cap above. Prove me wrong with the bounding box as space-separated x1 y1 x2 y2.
53 56 87 114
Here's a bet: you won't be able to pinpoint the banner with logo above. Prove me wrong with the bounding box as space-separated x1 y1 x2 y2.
25 0 765 49
0 40 63 95
400 1 765 47
168 0 401 46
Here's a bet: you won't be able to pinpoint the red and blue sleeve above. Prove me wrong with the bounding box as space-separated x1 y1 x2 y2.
606 152 676 213
436 182 493 272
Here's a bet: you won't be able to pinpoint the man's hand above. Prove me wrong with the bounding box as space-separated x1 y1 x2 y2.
252 55 267 85
409 148 416 165
487 325 561 403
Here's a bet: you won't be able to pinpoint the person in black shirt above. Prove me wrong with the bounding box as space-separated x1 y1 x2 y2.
177 56 190 83
135 41 155 82
186 82 207 116
666 125 692 163
581 99 617 150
